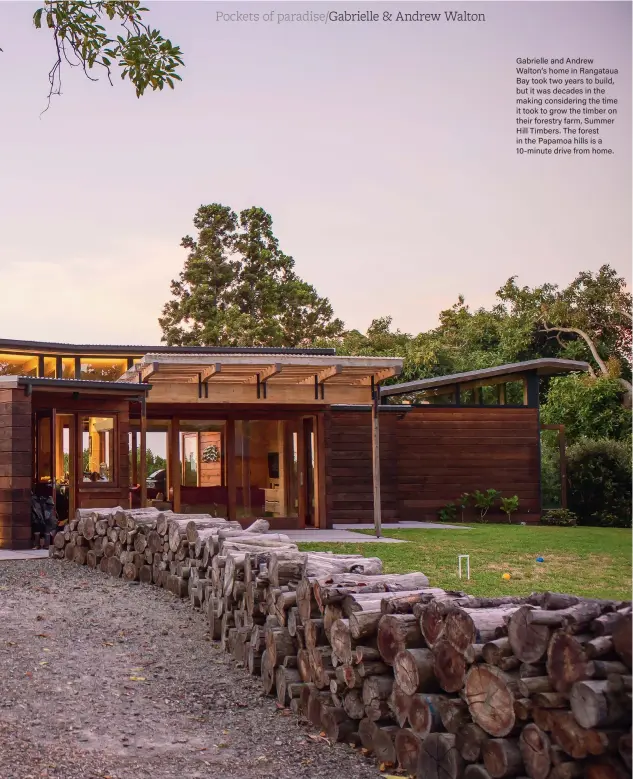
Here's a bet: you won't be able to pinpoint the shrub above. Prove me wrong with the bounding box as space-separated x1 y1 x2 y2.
472 489 501 522
540 508 578 527
567 438 632 527
500 495 520 523
437 502 458 523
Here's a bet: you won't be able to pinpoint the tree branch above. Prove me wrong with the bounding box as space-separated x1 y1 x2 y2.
542 324 609 375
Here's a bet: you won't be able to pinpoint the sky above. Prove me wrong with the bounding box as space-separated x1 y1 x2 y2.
0 1 630 345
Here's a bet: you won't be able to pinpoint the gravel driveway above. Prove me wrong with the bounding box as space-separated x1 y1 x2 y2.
0 560 382 779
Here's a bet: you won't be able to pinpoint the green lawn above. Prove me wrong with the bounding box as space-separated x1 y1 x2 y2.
298 525 632 600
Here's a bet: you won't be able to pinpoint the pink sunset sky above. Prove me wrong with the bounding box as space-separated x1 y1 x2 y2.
0 1 630 345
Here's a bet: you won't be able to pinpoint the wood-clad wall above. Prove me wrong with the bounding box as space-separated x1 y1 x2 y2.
396 407 541 522
324 406 541 526
324 409 399 524
0 388 32 549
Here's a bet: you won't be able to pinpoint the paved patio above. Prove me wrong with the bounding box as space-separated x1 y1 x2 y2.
281 521 471 543
333 521 471 531
0 549 49 561
280 529 406 543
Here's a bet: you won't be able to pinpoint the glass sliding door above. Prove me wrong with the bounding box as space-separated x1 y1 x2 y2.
130 420 170 506
179 421 227 517
234 419 299 520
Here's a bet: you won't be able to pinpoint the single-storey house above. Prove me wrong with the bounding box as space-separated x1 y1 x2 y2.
0 337 588 548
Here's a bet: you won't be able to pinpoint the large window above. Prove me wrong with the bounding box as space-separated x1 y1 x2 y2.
80 358 128 381
81 416 116 483
61 358 76 379
460 380 527 406
406 388 456 405
0 352 38 376
42 357 56 378
235 420 299 519
505 381 525 405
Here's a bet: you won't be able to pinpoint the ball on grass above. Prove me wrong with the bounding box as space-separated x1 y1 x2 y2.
536 556 544 563
502 573 511 580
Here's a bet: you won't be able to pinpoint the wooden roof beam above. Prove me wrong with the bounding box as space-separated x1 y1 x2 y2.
352 367 397 385
243 363 282 383
298 365 343 385
188 363 222 383
139 362 159 383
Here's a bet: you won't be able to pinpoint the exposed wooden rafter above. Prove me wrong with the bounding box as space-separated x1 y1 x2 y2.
243 363 282 384
188 363 222 383
139 362 159 383
298 365 342 385
352 368 397 386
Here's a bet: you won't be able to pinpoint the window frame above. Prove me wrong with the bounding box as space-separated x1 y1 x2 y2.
78 413 119 487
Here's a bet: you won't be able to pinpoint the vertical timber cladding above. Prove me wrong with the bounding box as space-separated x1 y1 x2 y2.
0 388 32 549
324 408 399 525
397 406 541 523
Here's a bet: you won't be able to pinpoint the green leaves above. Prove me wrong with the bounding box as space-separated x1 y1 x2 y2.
500 495 520 523
31 1 184 107
472 489 501 522
159 204 344 348
115 28 183 97
498 265 632 380
437 502 458 523
567 439 632 527
541 375 632 445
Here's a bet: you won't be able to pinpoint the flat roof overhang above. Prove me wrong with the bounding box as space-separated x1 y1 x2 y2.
0 375 152 395
119 353 404 387
381 358 590 397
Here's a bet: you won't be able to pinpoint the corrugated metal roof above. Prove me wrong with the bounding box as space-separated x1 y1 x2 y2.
381 358 590 397
0 337 336 357
136 353 402 363
117 352 404 384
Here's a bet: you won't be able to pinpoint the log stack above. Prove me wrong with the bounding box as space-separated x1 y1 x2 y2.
51 510 632 779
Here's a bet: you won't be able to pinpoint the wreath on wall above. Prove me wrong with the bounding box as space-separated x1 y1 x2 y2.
201 444 220 463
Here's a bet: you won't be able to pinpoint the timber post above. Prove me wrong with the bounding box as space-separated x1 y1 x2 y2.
139 397 147 508
371 378 382 538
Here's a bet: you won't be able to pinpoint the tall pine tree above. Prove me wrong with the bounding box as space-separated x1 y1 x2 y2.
159 204 344 347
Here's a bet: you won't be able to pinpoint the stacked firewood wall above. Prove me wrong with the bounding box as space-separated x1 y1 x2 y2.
51 507 632 779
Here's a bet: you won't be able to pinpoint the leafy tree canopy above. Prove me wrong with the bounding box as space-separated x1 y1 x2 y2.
4 1 183 109
321 317 451 383
321 265 631 402
540 375 632 445
497 264 632 384
159 204 344 347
